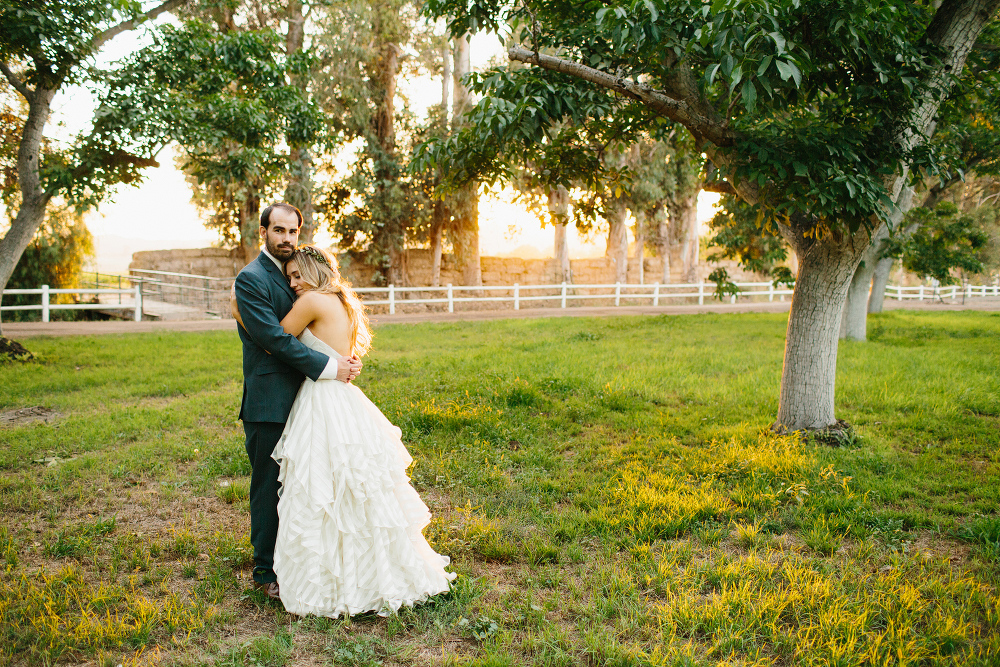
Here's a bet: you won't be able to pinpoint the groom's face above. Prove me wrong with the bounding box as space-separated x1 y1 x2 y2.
261 209 300 261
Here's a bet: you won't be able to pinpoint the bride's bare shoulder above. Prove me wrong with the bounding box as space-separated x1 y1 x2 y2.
299 290 346 314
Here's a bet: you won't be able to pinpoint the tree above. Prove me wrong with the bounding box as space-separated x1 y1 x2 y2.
424 0 998 432
0 0 186 336
883 202 988 285
314 0 428 286
92 20 324 264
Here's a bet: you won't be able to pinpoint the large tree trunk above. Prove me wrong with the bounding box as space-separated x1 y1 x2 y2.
452 33 481 287
548 185 571 282
430 201 445 287
634 209 646 284
0 87 56 336
841 186 914 339
607 197 628 284
677 192 700 282
284 0 315 242
239 189 261 264
867 257 895 314
657 207 671 283
777 234 868 431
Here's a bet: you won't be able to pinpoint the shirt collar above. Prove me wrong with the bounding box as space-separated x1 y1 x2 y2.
260 246 284 271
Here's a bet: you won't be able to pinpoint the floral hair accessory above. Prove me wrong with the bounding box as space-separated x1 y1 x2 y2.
297 245 331 267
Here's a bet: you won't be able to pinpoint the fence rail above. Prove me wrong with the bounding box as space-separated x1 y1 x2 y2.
4 278 998 321
1 285 142 321
351 279 999 314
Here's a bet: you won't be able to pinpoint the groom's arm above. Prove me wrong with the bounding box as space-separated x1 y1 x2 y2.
235 272 329 381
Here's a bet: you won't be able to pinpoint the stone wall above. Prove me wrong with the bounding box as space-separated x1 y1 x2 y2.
129 245 770 287
130 247 245 278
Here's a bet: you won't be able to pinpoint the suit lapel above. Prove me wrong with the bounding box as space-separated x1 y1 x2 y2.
258 253 296 302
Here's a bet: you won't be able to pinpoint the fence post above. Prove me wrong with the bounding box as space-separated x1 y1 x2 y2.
615 282 621 307
204 278 210 311
698 282 705 306
653 282 660 306
447 284 454 313
731 292 736 304
966 283 971 300
768 281 774 302
41 284 50 322
388 284 395 315
919 285 924 301
560 282 567 309
118 274 122 304
134 283 142 322
513 283 519 310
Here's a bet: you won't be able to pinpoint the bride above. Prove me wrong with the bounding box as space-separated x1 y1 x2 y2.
233 244 455 617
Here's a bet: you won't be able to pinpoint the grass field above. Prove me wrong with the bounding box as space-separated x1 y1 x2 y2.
0 309 998 666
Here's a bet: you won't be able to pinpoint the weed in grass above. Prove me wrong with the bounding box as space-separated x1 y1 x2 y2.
734 520 767 549
212 530 253 568
0 527 17 573
218 632 292 667
170 527 200 559
956 515 1000 562
804 516 842 556
216 477 250 504
695 523 729 546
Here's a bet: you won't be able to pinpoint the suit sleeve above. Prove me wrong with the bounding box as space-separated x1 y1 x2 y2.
235 271 329 381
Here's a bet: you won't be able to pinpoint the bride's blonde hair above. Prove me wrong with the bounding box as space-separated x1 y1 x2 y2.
289 245 372 356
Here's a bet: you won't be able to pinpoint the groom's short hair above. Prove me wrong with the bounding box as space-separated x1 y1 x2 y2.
260 203 303 230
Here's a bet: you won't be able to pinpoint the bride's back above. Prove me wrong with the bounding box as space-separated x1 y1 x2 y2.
299 291 353 358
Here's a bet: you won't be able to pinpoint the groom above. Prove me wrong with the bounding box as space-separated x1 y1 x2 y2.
234 202 362 599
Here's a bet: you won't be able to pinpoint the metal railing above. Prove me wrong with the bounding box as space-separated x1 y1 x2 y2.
1 284 142 321
128 269 234 317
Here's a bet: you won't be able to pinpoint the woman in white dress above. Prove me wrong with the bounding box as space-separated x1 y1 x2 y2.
236 245 455 617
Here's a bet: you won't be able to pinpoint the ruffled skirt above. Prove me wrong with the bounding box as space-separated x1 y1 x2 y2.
272 378 455 617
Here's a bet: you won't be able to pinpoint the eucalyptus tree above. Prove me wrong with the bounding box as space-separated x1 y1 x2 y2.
313 0 429 286
93 21 325 263
424 0 999 432
0 0 186 336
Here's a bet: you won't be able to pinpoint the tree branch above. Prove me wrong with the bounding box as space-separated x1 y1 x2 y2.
0 61 32 100
702 180 736 195
92 0 189 51
507 45 735 148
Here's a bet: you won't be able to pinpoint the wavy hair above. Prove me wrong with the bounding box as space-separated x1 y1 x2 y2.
288 245 372 356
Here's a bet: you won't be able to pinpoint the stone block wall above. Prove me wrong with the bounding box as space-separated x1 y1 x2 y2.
129 245 770 287
130 247 245 278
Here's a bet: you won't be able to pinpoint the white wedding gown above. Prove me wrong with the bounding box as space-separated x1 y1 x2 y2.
272 328 455 617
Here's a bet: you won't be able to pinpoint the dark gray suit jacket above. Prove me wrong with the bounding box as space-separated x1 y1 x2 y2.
235 252 329 423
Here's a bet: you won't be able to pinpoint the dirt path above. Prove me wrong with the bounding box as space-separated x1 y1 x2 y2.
4 296 999 338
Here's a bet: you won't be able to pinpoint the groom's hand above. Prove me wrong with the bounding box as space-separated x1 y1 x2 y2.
336 355 363 383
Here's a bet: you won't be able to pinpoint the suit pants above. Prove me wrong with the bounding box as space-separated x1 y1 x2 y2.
243 420 285 584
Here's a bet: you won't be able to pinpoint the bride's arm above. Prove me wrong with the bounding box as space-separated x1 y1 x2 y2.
279 291 321 337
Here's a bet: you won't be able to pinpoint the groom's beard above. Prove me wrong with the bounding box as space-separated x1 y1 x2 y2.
266 238 295 260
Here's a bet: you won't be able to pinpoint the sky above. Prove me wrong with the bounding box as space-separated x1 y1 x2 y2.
50 16 720 273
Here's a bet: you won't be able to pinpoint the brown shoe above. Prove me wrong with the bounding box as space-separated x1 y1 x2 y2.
257 582 280 600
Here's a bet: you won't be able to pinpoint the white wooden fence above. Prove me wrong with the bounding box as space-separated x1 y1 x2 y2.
2 280 997 321
1 285 143 322
352 280 999 315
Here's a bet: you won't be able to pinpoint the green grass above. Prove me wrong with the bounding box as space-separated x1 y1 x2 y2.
0 310 998 665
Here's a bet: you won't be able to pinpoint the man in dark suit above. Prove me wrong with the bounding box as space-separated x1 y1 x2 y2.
234 202 362 600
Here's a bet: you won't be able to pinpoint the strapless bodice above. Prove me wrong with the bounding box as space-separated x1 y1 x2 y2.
299 327 345 359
